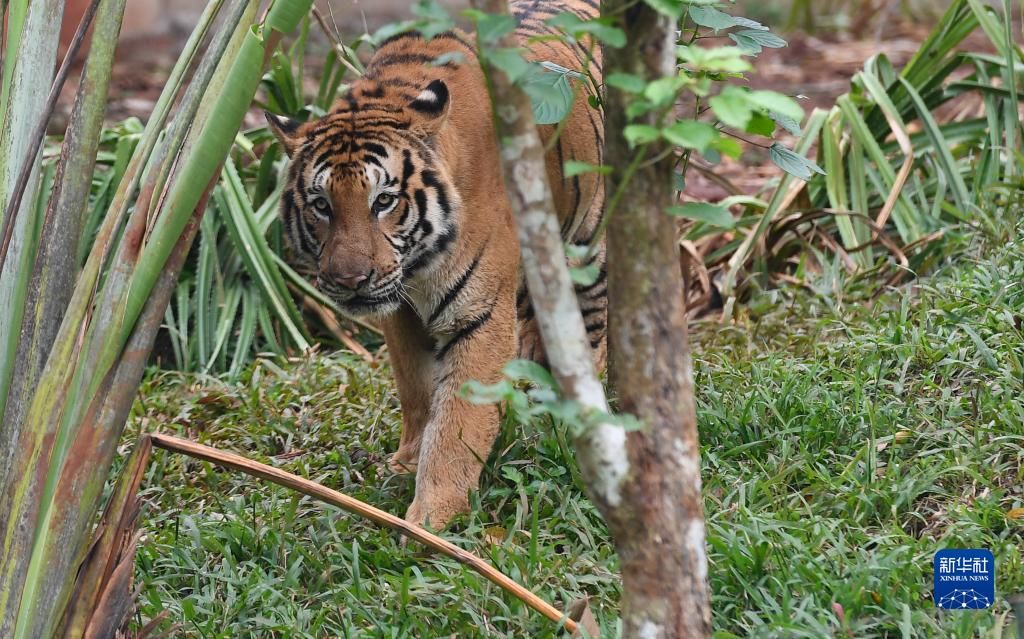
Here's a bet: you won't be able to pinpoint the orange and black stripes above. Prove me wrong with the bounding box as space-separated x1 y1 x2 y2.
273 0 605 363
269 0 608 529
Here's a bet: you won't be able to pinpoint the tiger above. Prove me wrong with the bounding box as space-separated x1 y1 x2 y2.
266 0 605 529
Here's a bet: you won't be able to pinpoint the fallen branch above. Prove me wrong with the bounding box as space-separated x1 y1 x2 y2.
148 433 582 635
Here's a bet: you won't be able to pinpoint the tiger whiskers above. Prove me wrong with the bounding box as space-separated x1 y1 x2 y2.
396 282 417 308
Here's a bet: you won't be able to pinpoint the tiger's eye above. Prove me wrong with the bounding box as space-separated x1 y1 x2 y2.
311 196 331 215
373 193 396 214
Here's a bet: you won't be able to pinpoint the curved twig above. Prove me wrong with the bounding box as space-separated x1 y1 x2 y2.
767 208 912 288
148 433 579 635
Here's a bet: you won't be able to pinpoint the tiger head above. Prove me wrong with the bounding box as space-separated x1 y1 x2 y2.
267 79 460 317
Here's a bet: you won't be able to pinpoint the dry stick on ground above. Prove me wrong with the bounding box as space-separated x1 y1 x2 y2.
602 2 712 636
148 433 580 635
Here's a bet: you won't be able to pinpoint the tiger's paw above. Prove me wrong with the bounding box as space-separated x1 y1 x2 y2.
388 450 419 475
403 490 468 531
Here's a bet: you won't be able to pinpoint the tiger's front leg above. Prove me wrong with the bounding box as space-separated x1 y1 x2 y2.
404 285 517 529
381 304 436 475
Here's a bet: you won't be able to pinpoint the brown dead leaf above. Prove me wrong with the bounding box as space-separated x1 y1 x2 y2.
568 597 599 639
483 526 507 546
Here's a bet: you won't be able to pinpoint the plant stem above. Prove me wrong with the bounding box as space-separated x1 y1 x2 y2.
0 0 101 274
586 142 647 255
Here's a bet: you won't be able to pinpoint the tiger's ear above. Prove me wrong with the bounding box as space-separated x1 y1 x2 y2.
407 79 450 137
265 111 303 157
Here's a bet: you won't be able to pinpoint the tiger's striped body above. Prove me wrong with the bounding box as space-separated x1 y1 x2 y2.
268 0 605 527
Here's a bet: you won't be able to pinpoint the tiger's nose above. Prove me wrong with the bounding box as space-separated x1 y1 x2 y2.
335 269 372 291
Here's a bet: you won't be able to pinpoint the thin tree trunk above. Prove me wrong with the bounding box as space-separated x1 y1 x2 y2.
602 3 711 637
473 1 710 637
470 0 629 517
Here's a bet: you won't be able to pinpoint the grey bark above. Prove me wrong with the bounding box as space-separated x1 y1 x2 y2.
471 0 630 515
474 0 712 636
603 2 712 637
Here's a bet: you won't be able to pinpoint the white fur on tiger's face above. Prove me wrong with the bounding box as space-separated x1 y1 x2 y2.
269 75 462 318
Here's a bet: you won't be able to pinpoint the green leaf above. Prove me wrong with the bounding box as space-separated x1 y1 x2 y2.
666 202 736 228
370 20 417 46
712 136 744 159
411 0 455 39
521 66 575 125
710 87 755 129
738 29 787 48
769 142 825 181
644 0 684 19
569 261 601 286
606 72 646 94
564 160 611 177
626 99 656 119
663 119 718 153
729 28 782 55
546 12 626 48
644 76 684 107
729 29 787 55
578 21 627 48
503 359 558 389
729 32 764 55
473 12 517 45
461 379 516 404
746 90 804 121
677 44 752 73
564 243 591 260
770 111 802 136
624 124 661 147
730 16 769 31
487 47 531 83
432 51 466 67
745 112 776 137
539 60 584 79
688 6 737 32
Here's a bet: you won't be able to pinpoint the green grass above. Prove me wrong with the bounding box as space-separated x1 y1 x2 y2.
130 225 1023 637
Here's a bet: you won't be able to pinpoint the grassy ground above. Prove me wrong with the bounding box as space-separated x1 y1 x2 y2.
129 224 1023 638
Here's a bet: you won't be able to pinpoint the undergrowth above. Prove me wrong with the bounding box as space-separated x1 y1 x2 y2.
130 224 1023 637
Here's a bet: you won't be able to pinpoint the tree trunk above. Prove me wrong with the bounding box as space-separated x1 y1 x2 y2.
472 1 711 636
469 0 629 516
602 3 712 637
